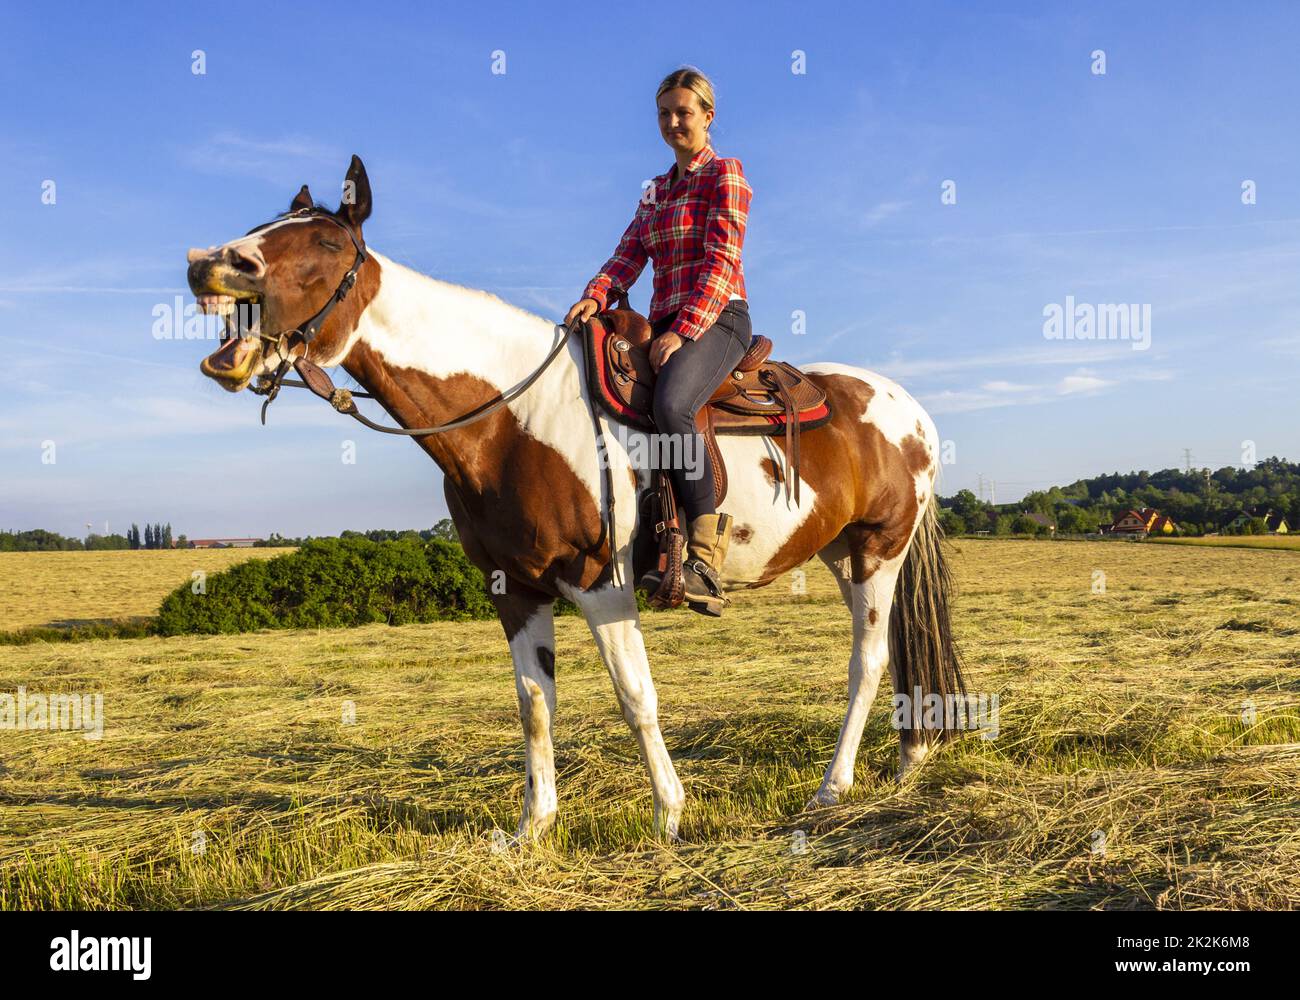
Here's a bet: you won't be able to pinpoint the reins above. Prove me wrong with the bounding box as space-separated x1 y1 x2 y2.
262 321 576 436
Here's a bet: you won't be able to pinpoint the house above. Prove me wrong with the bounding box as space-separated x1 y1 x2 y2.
184 537 262 549
1223 508 1291 534
1107 508 1177 537
1023 512 1057 535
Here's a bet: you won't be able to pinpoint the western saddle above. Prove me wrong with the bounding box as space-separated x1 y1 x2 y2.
582 295 831 608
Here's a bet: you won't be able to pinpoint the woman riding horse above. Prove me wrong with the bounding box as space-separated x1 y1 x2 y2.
565 66 753 615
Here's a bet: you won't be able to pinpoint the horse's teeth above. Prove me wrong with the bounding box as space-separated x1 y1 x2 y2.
197 294 237 315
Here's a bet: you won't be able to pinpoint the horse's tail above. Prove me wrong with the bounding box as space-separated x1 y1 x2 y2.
889 501 966 751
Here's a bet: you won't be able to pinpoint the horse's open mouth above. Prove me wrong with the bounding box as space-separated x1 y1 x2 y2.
198 293 265 391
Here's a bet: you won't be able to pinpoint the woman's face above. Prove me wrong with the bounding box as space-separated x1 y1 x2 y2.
657 87 713 155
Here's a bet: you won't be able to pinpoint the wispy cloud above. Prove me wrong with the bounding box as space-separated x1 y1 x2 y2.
177 132 344 186
863 199 909 228
921 366 1172 414
874 342 1155 379
0 257 176 295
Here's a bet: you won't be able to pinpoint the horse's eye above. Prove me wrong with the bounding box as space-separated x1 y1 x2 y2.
319 239 343 252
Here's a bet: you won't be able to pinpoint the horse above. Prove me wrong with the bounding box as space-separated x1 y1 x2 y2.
186 155 965 841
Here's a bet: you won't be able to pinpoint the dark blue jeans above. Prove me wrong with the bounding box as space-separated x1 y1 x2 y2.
650 299 752 521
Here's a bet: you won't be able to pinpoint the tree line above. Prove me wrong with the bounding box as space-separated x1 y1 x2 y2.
0 518 460 552
939 457 1300 537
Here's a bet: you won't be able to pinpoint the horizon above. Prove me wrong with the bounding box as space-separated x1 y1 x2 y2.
3 1 1298 538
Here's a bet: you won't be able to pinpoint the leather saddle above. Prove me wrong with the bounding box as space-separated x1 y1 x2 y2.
583 305 832 507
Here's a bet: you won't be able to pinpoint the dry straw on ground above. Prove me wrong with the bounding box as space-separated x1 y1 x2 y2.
1 540 1296 909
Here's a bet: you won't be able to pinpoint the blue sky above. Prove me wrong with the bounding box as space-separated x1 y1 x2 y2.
2 1 1297 538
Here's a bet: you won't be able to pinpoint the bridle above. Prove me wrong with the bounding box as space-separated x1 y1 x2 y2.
240 205 576 434
244 206 367 423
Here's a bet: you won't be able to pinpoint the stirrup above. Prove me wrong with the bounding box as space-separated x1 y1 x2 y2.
683 558 725 599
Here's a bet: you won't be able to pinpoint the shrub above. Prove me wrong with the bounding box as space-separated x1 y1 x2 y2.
156 537 496 635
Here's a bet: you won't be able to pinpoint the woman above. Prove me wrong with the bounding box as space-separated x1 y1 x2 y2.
566 67 753 615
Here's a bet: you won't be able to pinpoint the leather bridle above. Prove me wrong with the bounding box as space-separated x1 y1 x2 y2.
236 205 578 436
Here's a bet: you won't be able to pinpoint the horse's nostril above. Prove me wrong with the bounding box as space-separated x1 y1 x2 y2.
222 246 266 278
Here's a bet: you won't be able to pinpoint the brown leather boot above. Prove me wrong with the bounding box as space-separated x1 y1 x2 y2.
682 512 733 616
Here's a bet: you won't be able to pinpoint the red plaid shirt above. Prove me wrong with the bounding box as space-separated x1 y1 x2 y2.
583 143 752 342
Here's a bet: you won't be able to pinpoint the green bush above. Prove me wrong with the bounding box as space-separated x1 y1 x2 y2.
156 537 497 635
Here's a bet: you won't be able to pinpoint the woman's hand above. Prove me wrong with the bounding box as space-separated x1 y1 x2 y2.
564 297 600 328
649 331 684 371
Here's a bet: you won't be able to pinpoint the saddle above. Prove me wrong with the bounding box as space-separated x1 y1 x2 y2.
584 305 831 508
582 300 832 611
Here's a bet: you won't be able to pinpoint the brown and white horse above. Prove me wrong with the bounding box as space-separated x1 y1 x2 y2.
187 156 965 841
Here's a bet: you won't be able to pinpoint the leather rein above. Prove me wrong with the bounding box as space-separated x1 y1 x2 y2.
244 206 576 436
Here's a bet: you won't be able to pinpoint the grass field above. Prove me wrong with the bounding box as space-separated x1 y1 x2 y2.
0 549 289 631
1149 535 1300 552
1 539 1298 910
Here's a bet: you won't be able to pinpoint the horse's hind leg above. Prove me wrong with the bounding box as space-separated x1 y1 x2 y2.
807 528 903 808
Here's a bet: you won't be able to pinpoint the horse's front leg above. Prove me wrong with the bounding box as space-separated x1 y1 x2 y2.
495 590 559 842
565 582 685 840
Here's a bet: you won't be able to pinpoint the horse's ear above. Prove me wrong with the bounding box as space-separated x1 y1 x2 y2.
338 155 372 231
290 184 314 212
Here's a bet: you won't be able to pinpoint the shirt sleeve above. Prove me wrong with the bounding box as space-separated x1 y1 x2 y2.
668 158 753 341
583 198 650 310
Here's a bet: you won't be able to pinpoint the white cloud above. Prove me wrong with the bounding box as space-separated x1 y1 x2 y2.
981 380 1033 392
1057 371 1114 395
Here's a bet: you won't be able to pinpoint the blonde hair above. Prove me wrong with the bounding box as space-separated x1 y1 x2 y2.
655 67 716 129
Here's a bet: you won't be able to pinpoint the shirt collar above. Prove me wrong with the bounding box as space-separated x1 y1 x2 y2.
664 143 716 186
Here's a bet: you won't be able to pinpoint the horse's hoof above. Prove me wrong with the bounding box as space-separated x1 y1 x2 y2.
652 812 683 843
804 788 839 810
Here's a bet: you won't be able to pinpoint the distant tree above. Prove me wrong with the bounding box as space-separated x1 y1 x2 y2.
938 510 966 537
950 489 984 521
85 533 131 550
1056 505 1100 534
0 529 85 551
430 518 459 543
1011 513 1042 536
